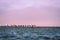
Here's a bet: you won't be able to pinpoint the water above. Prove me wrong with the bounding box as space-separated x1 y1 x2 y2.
0 26 60 40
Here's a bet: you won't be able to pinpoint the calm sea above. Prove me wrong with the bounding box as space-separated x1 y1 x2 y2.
0 26 60 40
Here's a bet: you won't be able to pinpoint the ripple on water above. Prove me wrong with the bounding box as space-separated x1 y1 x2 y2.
0 27 60 40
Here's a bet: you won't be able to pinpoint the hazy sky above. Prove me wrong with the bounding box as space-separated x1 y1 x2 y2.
0 0 60 26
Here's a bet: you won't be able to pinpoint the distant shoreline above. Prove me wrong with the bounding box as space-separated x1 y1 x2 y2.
0 26 60 27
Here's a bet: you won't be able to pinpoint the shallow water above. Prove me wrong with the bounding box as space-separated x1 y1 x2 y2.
0 26 60 40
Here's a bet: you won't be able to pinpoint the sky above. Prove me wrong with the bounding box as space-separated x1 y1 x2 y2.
0 0 60 26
